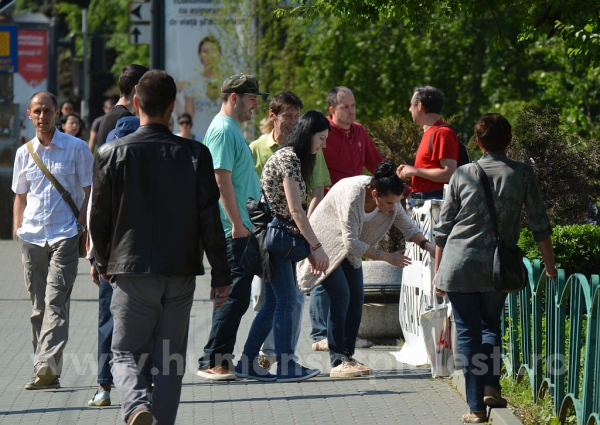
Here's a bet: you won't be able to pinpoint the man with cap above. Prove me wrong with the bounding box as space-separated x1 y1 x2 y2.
197 73 267 381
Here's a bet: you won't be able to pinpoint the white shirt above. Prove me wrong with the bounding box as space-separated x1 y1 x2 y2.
12 130 94 246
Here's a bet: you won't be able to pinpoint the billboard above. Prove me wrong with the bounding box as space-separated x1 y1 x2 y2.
14 28 48 143
164 0 253 140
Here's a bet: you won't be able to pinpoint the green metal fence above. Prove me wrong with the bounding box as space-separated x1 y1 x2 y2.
504 258 600 425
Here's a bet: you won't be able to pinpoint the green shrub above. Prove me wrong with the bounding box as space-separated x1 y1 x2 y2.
510 105 600 226
519 224 600 277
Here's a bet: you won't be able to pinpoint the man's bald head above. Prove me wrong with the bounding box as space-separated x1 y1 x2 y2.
28 92 58 110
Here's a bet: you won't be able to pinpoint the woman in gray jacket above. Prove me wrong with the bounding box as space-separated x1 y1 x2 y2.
298 160 435 378
433 114 557 423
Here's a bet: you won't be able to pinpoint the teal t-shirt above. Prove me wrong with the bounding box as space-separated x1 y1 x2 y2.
203 114 261 237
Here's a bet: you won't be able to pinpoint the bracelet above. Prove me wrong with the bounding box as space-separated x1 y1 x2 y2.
419 239 429 250
311 243 322 252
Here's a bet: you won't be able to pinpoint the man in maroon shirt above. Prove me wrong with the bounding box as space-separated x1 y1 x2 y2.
310 86 384 350
398 86 459 200
322 86 383 189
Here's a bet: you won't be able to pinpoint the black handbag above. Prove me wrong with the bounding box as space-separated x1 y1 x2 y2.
474 162 528 293
262 190 310 262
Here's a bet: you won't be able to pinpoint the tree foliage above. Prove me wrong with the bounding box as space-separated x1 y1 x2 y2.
284 0 600 69
509 104 600 226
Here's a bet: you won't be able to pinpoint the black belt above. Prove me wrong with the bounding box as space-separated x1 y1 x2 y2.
411 188 444 200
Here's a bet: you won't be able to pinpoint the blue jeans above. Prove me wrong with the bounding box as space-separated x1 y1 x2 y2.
241 254 297 366
309 283 329 342
199 236 253 369
447 291 507 413
252 277 304 362
98 274 153 385
320 259 363 366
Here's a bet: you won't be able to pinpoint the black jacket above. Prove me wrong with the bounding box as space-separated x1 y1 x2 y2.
89 124 231 287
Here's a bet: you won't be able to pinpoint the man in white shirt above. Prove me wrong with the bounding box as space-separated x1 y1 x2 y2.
12 91 93 390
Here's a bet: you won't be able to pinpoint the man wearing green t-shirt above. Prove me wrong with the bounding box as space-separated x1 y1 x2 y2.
197 73 267 381
249 92 331 370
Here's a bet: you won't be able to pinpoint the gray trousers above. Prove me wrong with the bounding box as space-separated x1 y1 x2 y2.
18 236 79 376
110 275 195 425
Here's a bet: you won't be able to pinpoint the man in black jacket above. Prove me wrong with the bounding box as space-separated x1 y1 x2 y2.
90 70 231 425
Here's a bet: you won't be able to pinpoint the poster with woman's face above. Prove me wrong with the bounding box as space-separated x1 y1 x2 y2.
164 0 252 140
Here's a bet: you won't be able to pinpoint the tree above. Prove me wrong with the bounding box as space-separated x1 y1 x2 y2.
283 0 600 69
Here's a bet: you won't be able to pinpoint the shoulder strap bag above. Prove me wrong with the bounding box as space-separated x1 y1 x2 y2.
474 161 527 293
26 141 87 258
262 188 310 262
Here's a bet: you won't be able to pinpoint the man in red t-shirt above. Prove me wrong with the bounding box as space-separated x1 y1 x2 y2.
322 86 383 189
398 86 459 199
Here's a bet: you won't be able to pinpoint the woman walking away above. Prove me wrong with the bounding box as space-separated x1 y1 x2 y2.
433 113 557 423
235 110 330 382
297 159 435 379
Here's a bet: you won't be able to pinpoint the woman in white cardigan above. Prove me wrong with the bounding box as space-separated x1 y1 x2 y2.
297 160 435 378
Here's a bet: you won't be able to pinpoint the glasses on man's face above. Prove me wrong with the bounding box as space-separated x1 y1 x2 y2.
178 121 191 126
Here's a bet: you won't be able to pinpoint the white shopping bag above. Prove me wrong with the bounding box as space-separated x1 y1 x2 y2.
420 296 453 378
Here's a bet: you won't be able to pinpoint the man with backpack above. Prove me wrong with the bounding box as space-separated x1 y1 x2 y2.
398 85 466 200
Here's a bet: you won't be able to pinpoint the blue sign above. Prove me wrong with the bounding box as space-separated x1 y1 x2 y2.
0 24 17 73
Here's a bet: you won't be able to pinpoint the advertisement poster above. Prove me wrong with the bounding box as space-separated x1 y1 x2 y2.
14 28 47 143
164 0 253 140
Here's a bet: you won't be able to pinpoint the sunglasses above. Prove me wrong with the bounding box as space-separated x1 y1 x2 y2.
178 120 191 125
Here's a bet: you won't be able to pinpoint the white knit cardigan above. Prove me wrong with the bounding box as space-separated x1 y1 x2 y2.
297 176 420 292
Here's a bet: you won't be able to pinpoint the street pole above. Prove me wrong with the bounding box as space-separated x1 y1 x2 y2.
81 7 89 125
150 0 164 70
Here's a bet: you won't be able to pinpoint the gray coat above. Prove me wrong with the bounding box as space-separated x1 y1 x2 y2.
433 153 552 292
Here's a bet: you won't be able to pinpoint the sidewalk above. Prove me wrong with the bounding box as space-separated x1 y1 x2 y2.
0 240 467 424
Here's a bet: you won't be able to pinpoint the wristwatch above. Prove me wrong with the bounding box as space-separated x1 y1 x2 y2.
77 223 86 232
375 250 380 257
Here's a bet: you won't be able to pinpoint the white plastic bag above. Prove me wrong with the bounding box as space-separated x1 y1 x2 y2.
420 296 453 378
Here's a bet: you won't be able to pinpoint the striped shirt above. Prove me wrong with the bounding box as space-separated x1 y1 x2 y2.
12 130 94 246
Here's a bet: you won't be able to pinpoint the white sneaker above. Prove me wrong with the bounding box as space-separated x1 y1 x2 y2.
355 337 373 348
348 358 373 376
311 339 328 351
330 361 362 378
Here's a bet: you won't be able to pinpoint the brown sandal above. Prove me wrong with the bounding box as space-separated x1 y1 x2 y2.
483 385 508 408
462 412 487 423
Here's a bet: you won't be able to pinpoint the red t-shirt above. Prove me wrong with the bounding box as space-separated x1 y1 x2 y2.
322 115 384 188
412 120 459 193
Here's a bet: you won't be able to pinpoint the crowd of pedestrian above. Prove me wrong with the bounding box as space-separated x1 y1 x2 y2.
11 65 558 425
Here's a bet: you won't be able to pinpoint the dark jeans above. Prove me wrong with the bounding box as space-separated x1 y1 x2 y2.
98 274 153 385
321 259 363 366
240 254 298 366
198 236 253 370
309 283 329 342
447 291 507 413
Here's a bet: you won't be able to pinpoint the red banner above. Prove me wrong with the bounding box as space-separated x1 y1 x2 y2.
18 29 47 86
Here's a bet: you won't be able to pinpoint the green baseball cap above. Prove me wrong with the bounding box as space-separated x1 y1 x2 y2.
221 73 269 95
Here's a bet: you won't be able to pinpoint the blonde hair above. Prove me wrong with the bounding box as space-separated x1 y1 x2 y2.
259 117 273 134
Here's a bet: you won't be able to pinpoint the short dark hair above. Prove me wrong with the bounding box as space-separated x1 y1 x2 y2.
369 159 404 197
269 92 303 116
178 112 193 125
28 91 58 110
412 86 444 114
198 36 221 54
135 70 177 118
326 86 352 108
285 110 331 185
119 64 149 97
474 113 512 152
